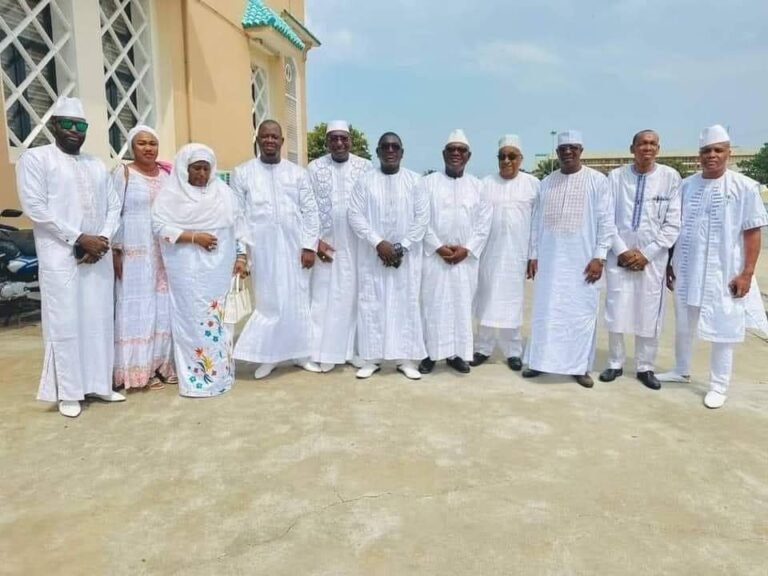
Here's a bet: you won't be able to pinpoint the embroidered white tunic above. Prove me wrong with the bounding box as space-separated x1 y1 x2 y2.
307 153 371 363
526 167 613 374
16 144 120 402
232 158 320 363
605 164 681 337
475 172 539 329
672 170 768 343
422 171 492 361
348 168 429 361
112 168 174 388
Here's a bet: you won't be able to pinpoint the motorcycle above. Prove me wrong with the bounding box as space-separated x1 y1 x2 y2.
0 208 40 324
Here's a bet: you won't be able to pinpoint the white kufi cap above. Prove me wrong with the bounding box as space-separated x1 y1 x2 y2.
52 96 85 118
699 124 730 148
498 134 522 151
446 129 470 148
326 120 350 134
557 130 583 146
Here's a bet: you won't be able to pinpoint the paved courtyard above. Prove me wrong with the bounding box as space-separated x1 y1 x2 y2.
1 262 767 575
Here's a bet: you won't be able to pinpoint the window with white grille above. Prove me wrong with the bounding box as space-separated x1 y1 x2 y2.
284 57 299 163
251 65 269 140
99 0 155 159
0 0 76 149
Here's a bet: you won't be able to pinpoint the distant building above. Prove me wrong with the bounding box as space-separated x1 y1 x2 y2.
0 0 320 210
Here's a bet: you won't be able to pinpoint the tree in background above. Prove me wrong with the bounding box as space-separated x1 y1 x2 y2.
531 158 559 180
738 143 768 185
658 158 694 178
307 122 372 162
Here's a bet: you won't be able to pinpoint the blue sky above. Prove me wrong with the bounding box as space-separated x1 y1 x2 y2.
304 0 768 176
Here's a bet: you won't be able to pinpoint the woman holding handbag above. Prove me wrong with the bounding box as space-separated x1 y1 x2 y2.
112 125 176 391
152 144 246 398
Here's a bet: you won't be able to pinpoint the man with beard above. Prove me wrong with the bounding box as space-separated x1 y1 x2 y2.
232 120 320 379
419 129 492 375
659 125 768 409
306 121 372 373
16 97 124 417
472 134 539 371
523 130 613 388
349 132 429 379
599 130 681 390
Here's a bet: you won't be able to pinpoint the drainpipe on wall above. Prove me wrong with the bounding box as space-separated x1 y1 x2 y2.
181 0 192 143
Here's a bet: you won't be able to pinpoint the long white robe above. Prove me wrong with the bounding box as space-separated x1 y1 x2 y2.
112 168 174 388
527 167 613 374
475 172 539 329
348 168 429 361
672 170 768 343
605 164 681 337
16 144 120 402
422 171 492 361
307 153 371 363
232 158 320 363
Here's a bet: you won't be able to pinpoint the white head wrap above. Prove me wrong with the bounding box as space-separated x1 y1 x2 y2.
699 124 730 148
326 120 350 134
498 134 522 152
127 124 159 146
52 96 85 119
558 130 583 146
151 143 235 231
446 129 470 148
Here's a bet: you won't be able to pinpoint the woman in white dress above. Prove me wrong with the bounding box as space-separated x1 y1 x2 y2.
112 125 176 390
152 144 246 398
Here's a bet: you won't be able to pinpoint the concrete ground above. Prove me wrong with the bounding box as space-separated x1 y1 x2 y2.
2 262 767 576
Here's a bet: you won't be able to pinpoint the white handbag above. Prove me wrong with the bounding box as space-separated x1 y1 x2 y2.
223 275 252 324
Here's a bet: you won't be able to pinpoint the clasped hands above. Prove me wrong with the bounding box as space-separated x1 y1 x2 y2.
618 249 649 271
377 240 406 267
436 244 469 266
77 234 109 264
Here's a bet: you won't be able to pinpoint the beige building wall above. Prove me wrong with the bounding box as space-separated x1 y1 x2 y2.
0 0 315 214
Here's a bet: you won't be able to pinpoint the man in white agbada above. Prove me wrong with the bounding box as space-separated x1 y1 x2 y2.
306 121 372 373
523 130 613 388
599 130 681 390
419 129 492 375
15 97 125 417
472 134 539 372
348 131 429 380
658 125 768 409
232 120 320 379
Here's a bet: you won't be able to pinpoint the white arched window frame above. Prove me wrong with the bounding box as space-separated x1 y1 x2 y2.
283 56 300 163
0 0 77 149
251 64 269 140
99 0 155 159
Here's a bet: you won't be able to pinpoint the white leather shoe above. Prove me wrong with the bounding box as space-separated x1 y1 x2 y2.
355 363 380 379
93 391 126 402
656 371 691 383
397 361 421 380
298 361 322 373
254 363 276 380
58 400 81 418
704 390 727 409
320 363 335 373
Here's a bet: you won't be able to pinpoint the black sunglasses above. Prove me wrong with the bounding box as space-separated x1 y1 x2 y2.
57 118 88 133
379 142 402 152
445 145 469 154
498 153 521 161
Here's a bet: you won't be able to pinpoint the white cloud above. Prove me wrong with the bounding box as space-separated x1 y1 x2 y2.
468 41 561 78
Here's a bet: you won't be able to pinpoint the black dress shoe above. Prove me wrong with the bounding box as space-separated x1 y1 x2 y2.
418 357 436 374
469 352 489 367
574 373 594 388
637 371 661 390
446 356 471 374
522 368 542 378
507 357 523 371
599 368 623 382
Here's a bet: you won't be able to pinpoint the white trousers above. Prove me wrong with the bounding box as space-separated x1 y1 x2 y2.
675 304 733 394
475 326 523 358
607 332 658 373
